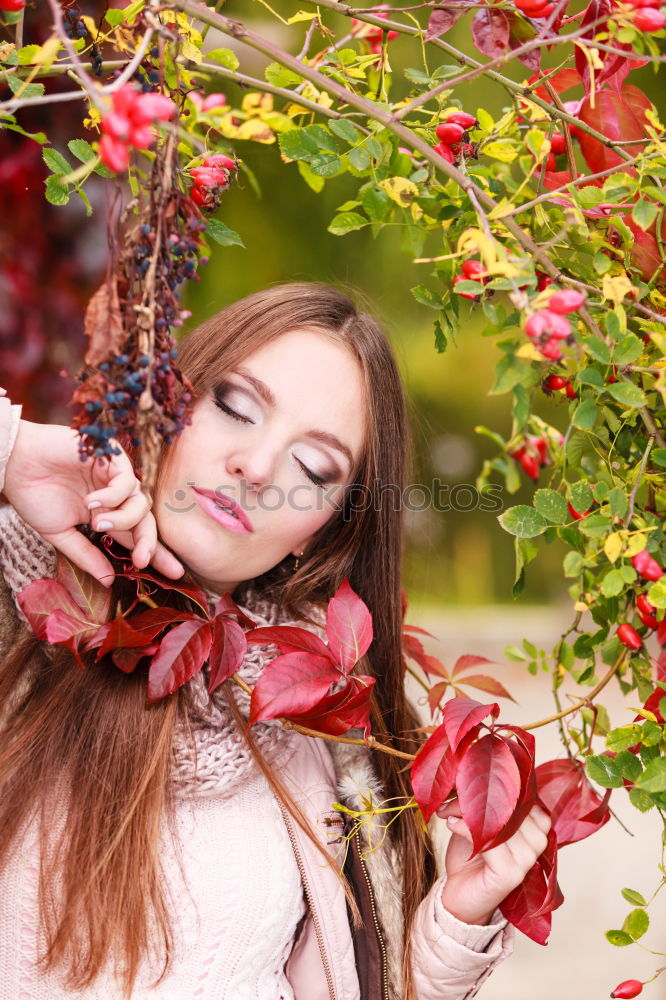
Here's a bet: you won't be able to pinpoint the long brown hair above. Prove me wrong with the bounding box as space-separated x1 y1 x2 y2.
0 282 436 997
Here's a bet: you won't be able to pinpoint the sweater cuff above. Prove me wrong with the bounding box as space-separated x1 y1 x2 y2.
433 882 508 952
0 389 22 496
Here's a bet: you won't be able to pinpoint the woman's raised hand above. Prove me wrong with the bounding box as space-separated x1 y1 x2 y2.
436 797 552 926
3 420 184 586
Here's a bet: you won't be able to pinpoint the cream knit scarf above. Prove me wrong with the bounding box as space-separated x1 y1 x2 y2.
0 506 324 800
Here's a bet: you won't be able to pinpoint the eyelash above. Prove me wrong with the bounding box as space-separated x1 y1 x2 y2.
213 395 328 488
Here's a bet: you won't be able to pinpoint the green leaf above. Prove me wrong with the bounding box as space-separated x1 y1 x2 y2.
498 505 548 539
482 140 518 162
629 787 655 811
579 514 612 538
349 146 371 170
44 174 70 206
616 750 642 783
264 62 302 87
647 579 666 609
297 159 324 192
308 153 342 177
205 218 245 247
632 199 659 230
636 757 666 793
205 47 240 70
563 551 584 577
577 367 604 388
105 0 144 26
533 489 569 524
607 486 628 520
571 481 594 514
605 381 647 409
586 753 624 788
652 448 666 468
327 212 367 236
623 908 649 940
512 384 529 431
304 125 341 154
361 185 391 221
7 75 45 99
622 888 647 907
278 128 319 160
411 285 442 310
572 398 598 430
43 146 71 175
1 120 47 144
614 333 645 366
582 336 611 364
601 569 626 597
607 725 642 752
605 929 634 947
329 119 361 145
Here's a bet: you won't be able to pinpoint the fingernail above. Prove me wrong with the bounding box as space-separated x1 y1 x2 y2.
448 817 459 825
88 501 101 510
96 520 113 531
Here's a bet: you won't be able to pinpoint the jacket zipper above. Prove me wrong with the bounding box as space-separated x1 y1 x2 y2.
277 799 337 1000
353 828 390 1000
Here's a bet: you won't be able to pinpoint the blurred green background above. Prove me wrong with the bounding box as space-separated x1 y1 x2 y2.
181 0 660 610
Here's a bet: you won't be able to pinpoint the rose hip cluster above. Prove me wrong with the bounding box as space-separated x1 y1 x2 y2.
188 154 237 211
454 259 489 299
509 434 553 480
0 0 25 10
514 0 559 18
99 85 177 173
625 0 665 32
615 549 663 651
525 289 586 361
433 111 478 165
351 7 400 54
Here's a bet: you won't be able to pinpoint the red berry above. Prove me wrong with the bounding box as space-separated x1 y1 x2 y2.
608 366 619 383
436 122 465 144
203 153 237 172
568 501 590 520
462 259 486 279
129 124 154 150
0 0 26 9
190 166 227 187
634 7 665 29
446 111 478 130
515 0 549 11
550 132 566 154
201 93 227 112
544 374 568 390
631 549 664 581
111 84 140 117
190 185 207 207
131 92 177 125
548 289 586 314
541 337 562 360
531 3 555 15
101 111 131 142
520 453 541 480
454 274 478 300
99 135 130 173
537 272 553 291
611 979 643 998
617 624 643 650
531 436 549 463
565 380 577 399
526 309 572 340
544 152 557 171
637 593 656 617
433 142 455 163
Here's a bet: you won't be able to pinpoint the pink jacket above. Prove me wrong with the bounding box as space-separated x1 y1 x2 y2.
0 392 514 1000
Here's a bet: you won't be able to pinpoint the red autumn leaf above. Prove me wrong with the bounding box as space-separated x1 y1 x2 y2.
578 86 653 173
125 606 200 640
212 593 259 629
456 733 521 855
402 622 437 639
624 215 666 287
573 0 647 96
472 7 510 58
44 609 94 644
424 2 474 40
56 552 111 624
451 654 496 677
18 578 89 640
325 578 373 672
245 624 333 661
403 632 448 678
294 674 376 736
531 828 564 917
482 736 537 850
120 562 210 616
147 619 213 702
249 652 342 724
535 758 611 846
85 615 166 660
442 696 500 752
496 724 536 757
506 13 540 73
208 617 247 695
112 642 159 673
428 680 449 716
530 67 583 105
455 674 517 703
499 860 553 944
411 724 460 822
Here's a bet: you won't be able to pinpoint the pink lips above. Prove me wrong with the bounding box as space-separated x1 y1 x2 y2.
191 487 254 533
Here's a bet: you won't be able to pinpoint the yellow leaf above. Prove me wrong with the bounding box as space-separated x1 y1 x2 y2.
33 36 61 68
487 198 516 220
236 118 275 143
242 91 274 116
574 601 589 612
602 273 637 304
80 15 98 40
288 10 318 21
482 140 518 162
411 201 423 222
379 176 419 207
626 532 648 556
181 37 202 64
604 533 624 564
516 342 545 361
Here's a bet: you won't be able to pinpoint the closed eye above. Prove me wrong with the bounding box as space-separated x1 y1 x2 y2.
213 394 328 488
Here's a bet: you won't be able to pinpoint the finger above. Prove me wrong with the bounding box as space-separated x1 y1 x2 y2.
436 798 461 820
44 528 116 587
90 490 150 535
150 543 186 579
86 454 144 510
529 804 553 835
446 816 472 841
128 513 158 570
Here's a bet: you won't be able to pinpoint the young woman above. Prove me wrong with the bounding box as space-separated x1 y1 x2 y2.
0 283 550 1000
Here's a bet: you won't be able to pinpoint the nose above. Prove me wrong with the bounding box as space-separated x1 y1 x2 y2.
224 440 276 493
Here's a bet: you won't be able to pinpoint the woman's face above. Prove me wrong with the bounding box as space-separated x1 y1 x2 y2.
154 328 367 596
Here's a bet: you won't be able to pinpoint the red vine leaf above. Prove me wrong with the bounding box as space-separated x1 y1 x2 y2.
506 13 540 72
411 724 460 822
208 617 247 695
294 674 376 736
442 696 500 752
17 578 88 640
455 673 517 702
245 624 332 661
56 552 111 624
577 85 652 173
428 680 449 716
456 733 521 854
249 652 342 724
147 619 213 702
535 758 611 846
451 654 496 677
482 735 537 850
325 578 373 672
499 860 553 944
112 643 159 673
472 8 510 58
424 3 474 40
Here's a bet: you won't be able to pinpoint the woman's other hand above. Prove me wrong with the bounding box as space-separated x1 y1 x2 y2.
3 420 185 586
436 797 552 926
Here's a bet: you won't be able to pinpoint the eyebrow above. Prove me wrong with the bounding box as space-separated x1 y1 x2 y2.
231 366 355 472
